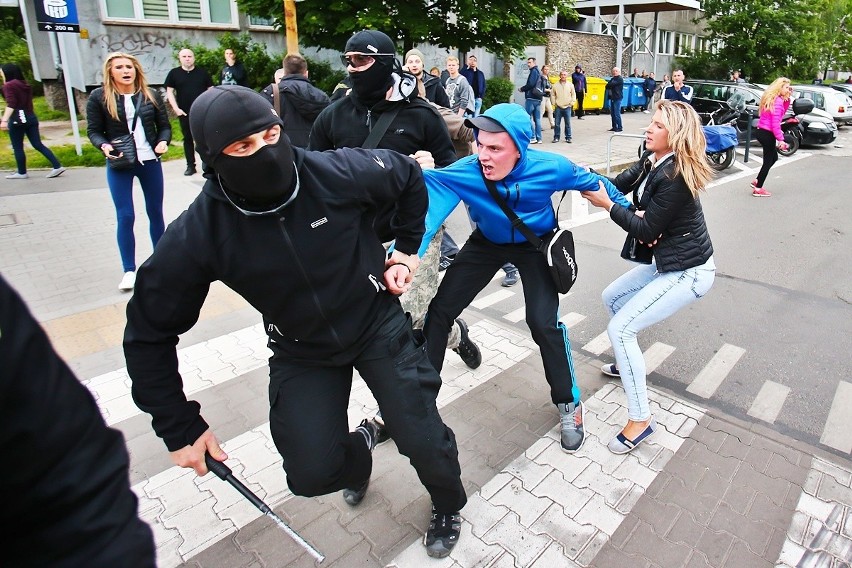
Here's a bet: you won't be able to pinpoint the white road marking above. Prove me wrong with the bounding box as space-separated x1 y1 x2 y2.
643 342 676 374
471 289 515 310
558 312 586 328
820 381 852 453
582 331 612 356
503 306 526 323
747 380 791 423
686 343 746 398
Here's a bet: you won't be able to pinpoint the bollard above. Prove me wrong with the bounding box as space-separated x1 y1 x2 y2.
744 111 754 163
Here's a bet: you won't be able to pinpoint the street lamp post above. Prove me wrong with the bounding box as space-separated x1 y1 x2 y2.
284 0 299 55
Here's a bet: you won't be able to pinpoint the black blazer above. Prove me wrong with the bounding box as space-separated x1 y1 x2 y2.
86 87 171 154
609 152 713 272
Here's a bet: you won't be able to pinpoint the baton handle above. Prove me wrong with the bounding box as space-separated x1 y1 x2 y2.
205 452 270 513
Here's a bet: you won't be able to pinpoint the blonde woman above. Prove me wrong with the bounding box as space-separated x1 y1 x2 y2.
752 77 792 197
582 100 716 454
86 52 171 291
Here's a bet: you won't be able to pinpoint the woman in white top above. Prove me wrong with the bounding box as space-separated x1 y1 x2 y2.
86 52 171 291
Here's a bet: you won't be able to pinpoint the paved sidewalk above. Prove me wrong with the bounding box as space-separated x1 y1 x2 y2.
2 107 851 568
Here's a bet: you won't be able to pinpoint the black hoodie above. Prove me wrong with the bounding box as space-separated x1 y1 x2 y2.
124 145 427 451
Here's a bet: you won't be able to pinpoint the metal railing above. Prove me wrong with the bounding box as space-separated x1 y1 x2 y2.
606 132 646 175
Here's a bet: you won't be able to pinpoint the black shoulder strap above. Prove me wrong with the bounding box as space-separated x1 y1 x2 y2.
362 106 402 149
479 167 568 250
272 81 281 117
127 93 143 134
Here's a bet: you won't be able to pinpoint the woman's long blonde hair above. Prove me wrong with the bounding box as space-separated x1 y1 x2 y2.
101 52 157 120
760 77 791 112
653 99 714 197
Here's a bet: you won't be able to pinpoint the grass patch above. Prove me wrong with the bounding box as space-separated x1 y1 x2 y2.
0 141 186 169
33 97 80 121
1 116 186 169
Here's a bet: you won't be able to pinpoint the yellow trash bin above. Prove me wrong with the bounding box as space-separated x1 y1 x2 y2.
575 76 607 114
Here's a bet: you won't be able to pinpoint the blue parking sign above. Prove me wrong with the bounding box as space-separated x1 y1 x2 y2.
35 0 80 33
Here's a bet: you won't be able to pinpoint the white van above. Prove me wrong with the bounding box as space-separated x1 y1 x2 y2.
792 85 852 126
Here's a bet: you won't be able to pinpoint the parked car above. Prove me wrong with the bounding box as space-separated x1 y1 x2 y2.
689 79 838 146
829 82 852 101
792 84 852 126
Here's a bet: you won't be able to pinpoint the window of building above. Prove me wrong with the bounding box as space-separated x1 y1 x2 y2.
657 30 673 55
675 33 694 56
633 27 651 53
249 15 275 27
103 0 236 25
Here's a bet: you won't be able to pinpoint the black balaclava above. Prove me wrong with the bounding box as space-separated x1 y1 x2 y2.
190 85 296 214
345 30 397 106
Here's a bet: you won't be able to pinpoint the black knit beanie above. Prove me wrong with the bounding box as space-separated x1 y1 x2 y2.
189 85 284 166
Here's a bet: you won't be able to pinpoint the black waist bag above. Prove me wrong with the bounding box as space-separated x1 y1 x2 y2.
543 227 578 292
482 171 578 293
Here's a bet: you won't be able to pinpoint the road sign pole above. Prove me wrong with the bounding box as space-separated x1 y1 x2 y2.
55 33 82 156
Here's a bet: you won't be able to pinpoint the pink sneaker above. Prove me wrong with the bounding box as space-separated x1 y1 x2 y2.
752 187 772 197
750 179 758 188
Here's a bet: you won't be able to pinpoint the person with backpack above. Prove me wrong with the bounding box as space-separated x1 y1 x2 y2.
260 53 330 147
519 57 544 143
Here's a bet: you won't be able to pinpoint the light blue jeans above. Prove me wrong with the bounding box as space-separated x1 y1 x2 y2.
603 257 716 420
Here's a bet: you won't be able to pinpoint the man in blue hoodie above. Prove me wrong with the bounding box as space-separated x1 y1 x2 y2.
420 103 631 454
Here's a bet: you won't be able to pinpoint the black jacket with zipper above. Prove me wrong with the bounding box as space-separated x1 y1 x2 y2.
609 152 713 272
308 74 455 241
260 74 331 147
86 87 171 153
308 79 456 168
124 146 427 452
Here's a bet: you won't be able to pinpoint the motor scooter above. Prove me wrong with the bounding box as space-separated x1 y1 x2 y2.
704 94 814 157
637 114 738 171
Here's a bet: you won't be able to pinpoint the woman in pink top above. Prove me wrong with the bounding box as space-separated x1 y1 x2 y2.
752 77 791 197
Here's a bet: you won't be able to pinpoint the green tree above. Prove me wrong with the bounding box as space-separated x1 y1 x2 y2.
172 32 279 90
698 0 816 83
804 0 852 79
0 8 36 91
235 0 577 58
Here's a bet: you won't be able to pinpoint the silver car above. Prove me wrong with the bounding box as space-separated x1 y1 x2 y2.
792 85 852 126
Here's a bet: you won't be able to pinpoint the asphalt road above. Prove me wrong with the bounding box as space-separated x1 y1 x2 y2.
442 127 852 455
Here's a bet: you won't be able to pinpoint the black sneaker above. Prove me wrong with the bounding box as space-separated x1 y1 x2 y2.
373 413 391 445
453 318 481 369
423 505 461 558
438 255 455 271
342 419 378 506
184 166 196 176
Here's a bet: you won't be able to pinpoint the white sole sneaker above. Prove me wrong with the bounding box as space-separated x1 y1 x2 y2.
600 363 620 378
118 271 136 292
46 167 66 179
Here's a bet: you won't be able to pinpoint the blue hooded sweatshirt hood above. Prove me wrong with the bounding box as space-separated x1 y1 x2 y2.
420 103 629 255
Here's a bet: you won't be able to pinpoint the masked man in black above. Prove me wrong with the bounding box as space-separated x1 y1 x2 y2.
123 86 466 559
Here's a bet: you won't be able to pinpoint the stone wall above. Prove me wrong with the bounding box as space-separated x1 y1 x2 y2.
543 30 616 78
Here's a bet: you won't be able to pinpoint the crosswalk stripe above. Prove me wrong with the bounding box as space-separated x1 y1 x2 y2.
558 312 586 328
747 380 791 423
582 331 611 356
83 324 270 426
644 342 675 374
503 306 526 323
471 289 515 310
686 343 746 398
820 381 852 453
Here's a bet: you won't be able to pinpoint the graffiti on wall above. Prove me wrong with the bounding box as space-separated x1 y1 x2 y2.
89 31 175 83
